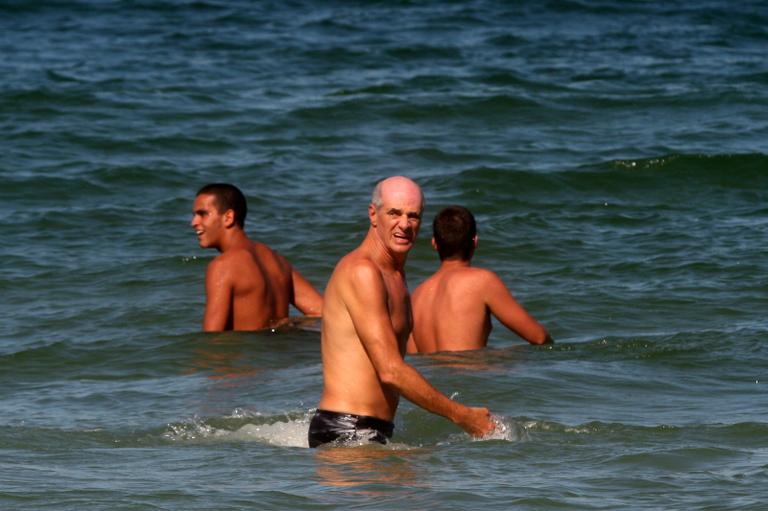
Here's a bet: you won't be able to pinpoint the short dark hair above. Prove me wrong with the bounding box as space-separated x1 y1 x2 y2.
433 205 476 261
196 183 247 228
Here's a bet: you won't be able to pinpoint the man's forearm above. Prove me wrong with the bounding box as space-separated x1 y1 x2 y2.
384 362 466 423
292 270 323 316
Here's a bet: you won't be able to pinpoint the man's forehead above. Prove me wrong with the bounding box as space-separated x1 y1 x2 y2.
194 193 218 208
379 182 423 210
380 195 423 213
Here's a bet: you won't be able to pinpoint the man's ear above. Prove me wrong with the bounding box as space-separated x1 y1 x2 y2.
223 209 236 228
473 235 479 249
368 203 377 227
431 237 438 251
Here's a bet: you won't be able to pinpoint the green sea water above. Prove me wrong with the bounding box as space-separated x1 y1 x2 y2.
1 1 767 509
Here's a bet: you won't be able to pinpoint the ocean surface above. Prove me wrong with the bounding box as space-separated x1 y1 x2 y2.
1 0 767 509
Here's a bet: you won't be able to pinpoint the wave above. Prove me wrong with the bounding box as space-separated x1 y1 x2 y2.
4 409 766 452
0 326 324 380
524 418 768 438
415 152 768 215
454 152 768 188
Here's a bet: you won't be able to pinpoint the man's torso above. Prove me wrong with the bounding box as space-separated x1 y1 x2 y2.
218 242 293 330
318 248 411 421
411 266 492 353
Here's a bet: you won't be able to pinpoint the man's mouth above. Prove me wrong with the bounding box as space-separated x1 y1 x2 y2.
393 232 411 243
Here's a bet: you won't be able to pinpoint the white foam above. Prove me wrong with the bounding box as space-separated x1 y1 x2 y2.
225 420 310 448
164 412 529 448
474 415 530 442
163 414 311 448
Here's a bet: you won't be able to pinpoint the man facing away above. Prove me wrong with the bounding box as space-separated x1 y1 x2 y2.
309 176 495 448
407 205 552 354
191 183 323 331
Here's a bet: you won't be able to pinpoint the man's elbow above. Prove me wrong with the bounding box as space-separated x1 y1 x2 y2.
377 362 406 388
529 328 553 345
303 298 324 317
295 293 323 317
203 322 223 333
202 315 227 332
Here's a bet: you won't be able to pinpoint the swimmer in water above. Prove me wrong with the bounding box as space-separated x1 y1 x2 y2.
191 183 323 331
407 205 552 354
308 177 494 448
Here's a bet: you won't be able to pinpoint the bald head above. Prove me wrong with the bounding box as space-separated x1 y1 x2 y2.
371 176 424 212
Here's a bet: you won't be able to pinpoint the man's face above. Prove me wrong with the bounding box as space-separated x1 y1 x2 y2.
190 193 226 249
370 181 423 255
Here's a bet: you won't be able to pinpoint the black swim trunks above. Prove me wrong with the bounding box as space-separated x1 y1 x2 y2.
308 409 394 448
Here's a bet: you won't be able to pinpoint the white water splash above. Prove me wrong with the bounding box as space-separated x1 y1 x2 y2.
476 415 530 442
163 413 311 448
225 419 310 448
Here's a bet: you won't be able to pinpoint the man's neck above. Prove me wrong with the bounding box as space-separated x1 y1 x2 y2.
363 228 407 272
439 257 472 270
217 228 252 253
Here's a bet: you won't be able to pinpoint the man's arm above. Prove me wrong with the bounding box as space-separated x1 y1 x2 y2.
345 262 494 436
484 272 552 345
405 333 418 354
202 258 233 332
291 268 323 317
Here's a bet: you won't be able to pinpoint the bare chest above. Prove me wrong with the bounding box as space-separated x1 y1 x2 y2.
383 272 412 342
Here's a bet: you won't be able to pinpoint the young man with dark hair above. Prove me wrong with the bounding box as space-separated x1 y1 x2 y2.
191 183 323 331
407 205 552 353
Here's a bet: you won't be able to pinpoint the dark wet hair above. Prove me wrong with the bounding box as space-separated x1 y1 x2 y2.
196 183 247 228
433 205 476 261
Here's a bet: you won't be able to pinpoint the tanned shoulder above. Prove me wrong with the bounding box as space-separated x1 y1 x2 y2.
345 256 383 289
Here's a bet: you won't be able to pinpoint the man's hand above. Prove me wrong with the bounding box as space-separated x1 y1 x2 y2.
457 406 495 438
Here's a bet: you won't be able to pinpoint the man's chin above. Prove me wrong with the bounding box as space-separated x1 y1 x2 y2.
390 241 413 253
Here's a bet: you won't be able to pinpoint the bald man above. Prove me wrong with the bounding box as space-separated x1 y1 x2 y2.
308 177 494 448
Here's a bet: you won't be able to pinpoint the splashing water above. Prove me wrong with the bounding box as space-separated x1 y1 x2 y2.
163 413 312 448
478 415 530 442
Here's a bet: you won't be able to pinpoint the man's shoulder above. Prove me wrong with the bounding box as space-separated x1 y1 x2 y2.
205 252 239 283
467 267 507 291
467 266 499 279
214 245 253 264
412 271 440 294
208 242 270 274
336 250 381 281
442 267 503 301
438 265 498 282
326 251 386 309
253 241 292 269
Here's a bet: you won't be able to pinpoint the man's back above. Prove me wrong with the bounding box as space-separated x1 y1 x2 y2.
192 183 323 332
410 266 494 353
205 241 294 330
409 262 550 353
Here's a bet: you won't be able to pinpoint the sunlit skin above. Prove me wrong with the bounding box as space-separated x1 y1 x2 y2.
191 192 322 332
370 180 422 257
191 193 227 250
407 237 552 354
316 176 494 438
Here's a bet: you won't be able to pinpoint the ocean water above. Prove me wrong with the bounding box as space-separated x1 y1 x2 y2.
1 0 767 509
